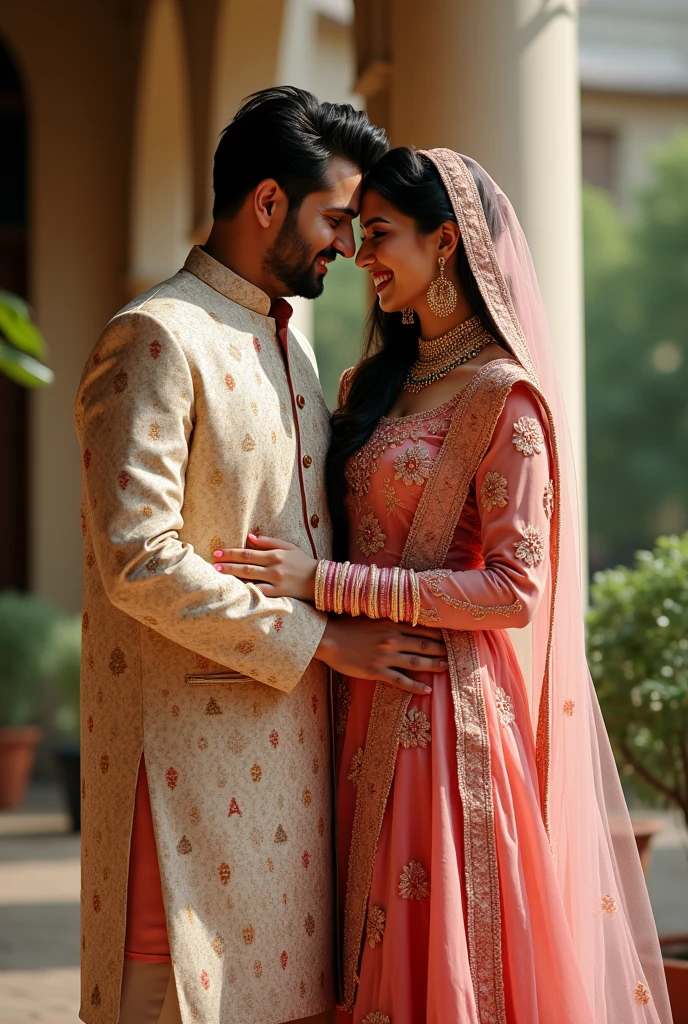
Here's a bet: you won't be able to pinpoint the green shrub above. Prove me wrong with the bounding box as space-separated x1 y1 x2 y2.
0 590 57 727
587 533 688 826
44 614 81 741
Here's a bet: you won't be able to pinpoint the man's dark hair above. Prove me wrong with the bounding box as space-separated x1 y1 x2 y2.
212 86 388 220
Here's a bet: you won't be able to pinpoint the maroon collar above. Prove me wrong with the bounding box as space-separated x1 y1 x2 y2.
269 298 293 338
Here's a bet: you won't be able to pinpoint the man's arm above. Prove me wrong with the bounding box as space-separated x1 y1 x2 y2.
78 310 326 692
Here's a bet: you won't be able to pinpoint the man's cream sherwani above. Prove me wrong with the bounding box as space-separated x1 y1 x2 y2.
75 247 334 1024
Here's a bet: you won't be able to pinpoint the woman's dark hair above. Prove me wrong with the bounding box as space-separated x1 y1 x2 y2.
213 86 388 219
326 147 504 558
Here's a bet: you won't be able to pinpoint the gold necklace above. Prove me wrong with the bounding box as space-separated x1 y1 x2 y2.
403 315 492 393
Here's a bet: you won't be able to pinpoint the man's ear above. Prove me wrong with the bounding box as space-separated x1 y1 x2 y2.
437 221 461 259
253 179 288 230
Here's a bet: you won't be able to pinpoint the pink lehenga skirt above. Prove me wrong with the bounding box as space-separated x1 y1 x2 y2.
335 628 597 1024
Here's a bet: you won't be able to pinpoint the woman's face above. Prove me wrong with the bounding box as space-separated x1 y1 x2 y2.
355 190 447 314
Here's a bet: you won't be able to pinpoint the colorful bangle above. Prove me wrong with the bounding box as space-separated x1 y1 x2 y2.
390 567 400 623
325 560 337 611
399 569 408 624
409 568 420 626
351 564 366 618
366 564 379 618
334 561 350 615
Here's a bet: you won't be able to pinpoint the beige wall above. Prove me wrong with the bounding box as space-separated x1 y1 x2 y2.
0 2 140 612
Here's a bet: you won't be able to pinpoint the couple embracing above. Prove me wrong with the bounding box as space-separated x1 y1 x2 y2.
76 88 672 1024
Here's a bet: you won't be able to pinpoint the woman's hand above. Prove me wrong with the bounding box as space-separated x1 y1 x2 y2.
213 533 317 601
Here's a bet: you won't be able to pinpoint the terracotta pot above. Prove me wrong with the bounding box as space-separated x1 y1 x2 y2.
0 725 43 809
631 817 665 876
661 936 688 1023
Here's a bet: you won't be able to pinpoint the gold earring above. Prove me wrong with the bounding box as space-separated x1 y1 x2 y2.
426 256 457 317
401 307 415 325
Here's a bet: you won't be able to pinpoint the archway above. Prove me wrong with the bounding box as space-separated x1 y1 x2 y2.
0 38 29 589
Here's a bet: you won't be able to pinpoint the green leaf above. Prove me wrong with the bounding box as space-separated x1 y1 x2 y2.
0 289 47 358
0 339 54 387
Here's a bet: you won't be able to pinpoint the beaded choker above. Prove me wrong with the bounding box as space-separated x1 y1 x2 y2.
404 315 492 393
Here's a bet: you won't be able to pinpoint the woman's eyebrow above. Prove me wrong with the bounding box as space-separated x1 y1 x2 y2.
362 216 392 228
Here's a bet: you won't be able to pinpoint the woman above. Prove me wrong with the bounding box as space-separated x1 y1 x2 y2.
213 148 672 1023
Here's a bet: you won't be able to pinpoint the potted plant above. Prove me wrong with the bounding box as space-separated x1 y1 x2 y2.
0 289 53 387
45 614 82 830
587 533 688 1017
0 590 57 808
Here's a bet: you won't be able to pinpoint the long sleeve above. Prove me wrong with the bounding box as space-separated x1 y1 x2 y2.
416 385 552 630
77 309 326 691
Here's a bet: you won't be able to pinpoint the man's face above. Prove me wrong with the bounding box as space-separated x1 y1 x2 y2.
263 156 363 299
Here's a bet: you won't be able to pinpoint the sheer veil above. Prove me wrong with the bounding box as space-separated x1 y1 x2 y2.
422 149 672 1022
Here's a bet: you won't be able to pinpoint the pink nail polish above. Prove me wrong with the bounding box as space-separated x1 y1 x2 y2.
213 550 223 558
423 686 432 694
214 564 223 572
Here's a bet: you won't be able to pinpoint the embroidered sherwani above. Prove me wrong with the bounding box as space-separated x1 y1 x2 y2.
75 247 335 1024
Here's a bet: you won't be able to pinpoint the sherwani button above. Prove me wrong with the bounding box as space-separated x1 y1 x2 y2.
303 455 312 468
296 394 306 408
310 513 320 528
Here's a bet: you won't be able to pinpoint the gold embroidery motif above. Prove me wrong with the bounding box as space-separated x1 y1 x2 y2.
419 607 442 625
381 476 405 516
347 748 364 787
480 471 509 512
242 434 256 452
398 860 429 900
494 687 515 728
366 905 386 948
514 524 545 567
419 567 522 621
543 480 554 520
601 894 617 915
211 935 226 957
361 1014 390 1024
336 677 351 736
512 416 544 456
633 982 651 1006
393 445 433 486
357 512 386 557
149 422 160 441
399 708 431 749
563 699 575 717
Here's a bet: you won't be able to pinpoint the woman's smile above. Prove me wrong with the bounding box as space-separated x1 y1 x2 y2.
372 269 394 293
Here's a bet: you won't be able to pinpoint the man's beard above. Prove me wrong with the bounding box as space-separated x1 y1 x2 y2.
263 210 337 299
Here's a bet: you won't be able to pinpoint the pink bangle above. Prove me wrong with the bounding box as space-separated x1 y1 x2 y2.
324 561 337 611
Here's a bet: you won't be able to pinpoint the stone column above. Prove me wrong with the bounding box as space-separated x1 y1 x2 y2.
388 0 586 534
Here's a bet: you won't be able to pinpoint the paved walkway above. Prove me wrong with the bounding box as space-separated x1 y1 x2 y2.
1 787 688 1022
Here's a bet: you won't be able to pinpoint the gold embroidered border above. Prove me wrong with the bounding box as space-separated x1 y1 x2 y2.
446 629 506 1024
418 568 522 621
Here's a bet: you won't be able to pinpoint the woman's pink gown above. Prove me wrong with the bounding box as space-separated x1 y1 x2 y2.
336 384 598 1024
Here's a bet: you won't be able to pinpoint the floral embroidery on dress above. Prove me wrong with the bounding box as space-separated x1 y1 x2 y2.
393 445 433 486
357 512 386 557
399 708 431 749
633 983 651 1006
514 524 545 567
347 748 364 787
361 1013 390 1024
543 479 555 520
494 687 515 728
419 607 442 625
563 698 575 717
480 471 509 512
336 677 351 736
600 894 617 915
366 905 386 948
398 859 429 900
512 416 544 456
345 405 454 510
419 567 522 620
381 477 405 516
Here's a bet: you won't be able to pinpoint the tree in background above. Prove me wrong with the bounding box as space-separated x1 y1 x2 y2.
585 131 688 572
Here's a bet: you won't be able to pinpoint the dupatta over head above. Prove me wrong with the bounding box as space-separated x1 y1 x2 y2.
421 148 671 1022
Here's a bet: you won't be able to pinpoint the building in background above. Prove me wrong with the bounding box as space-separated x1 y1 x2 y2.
581 0 688 205
0 0 583 613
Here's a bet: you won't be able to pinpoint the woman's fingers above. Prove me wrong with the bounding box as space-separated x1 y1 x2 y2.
394 652 447 673
397 632 446 659
215 562 275 581
246 533 296 551
378 668 432 695
214 547 275 565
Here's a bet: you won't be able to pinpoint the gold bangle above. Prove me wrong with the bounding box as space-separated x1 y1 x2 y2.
409 568 420 626
391 567 400 623
314 559 328 612
398 570 407 624
334 561 350 616
367 564 379 618
351 565 364 618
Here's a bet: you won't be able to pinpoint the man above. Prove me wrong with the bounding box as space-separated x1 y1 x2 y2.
75 87 446 1024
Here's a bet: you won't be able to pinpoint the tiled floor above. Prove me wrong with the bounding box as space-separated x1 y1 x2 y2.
1 787 687 1023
